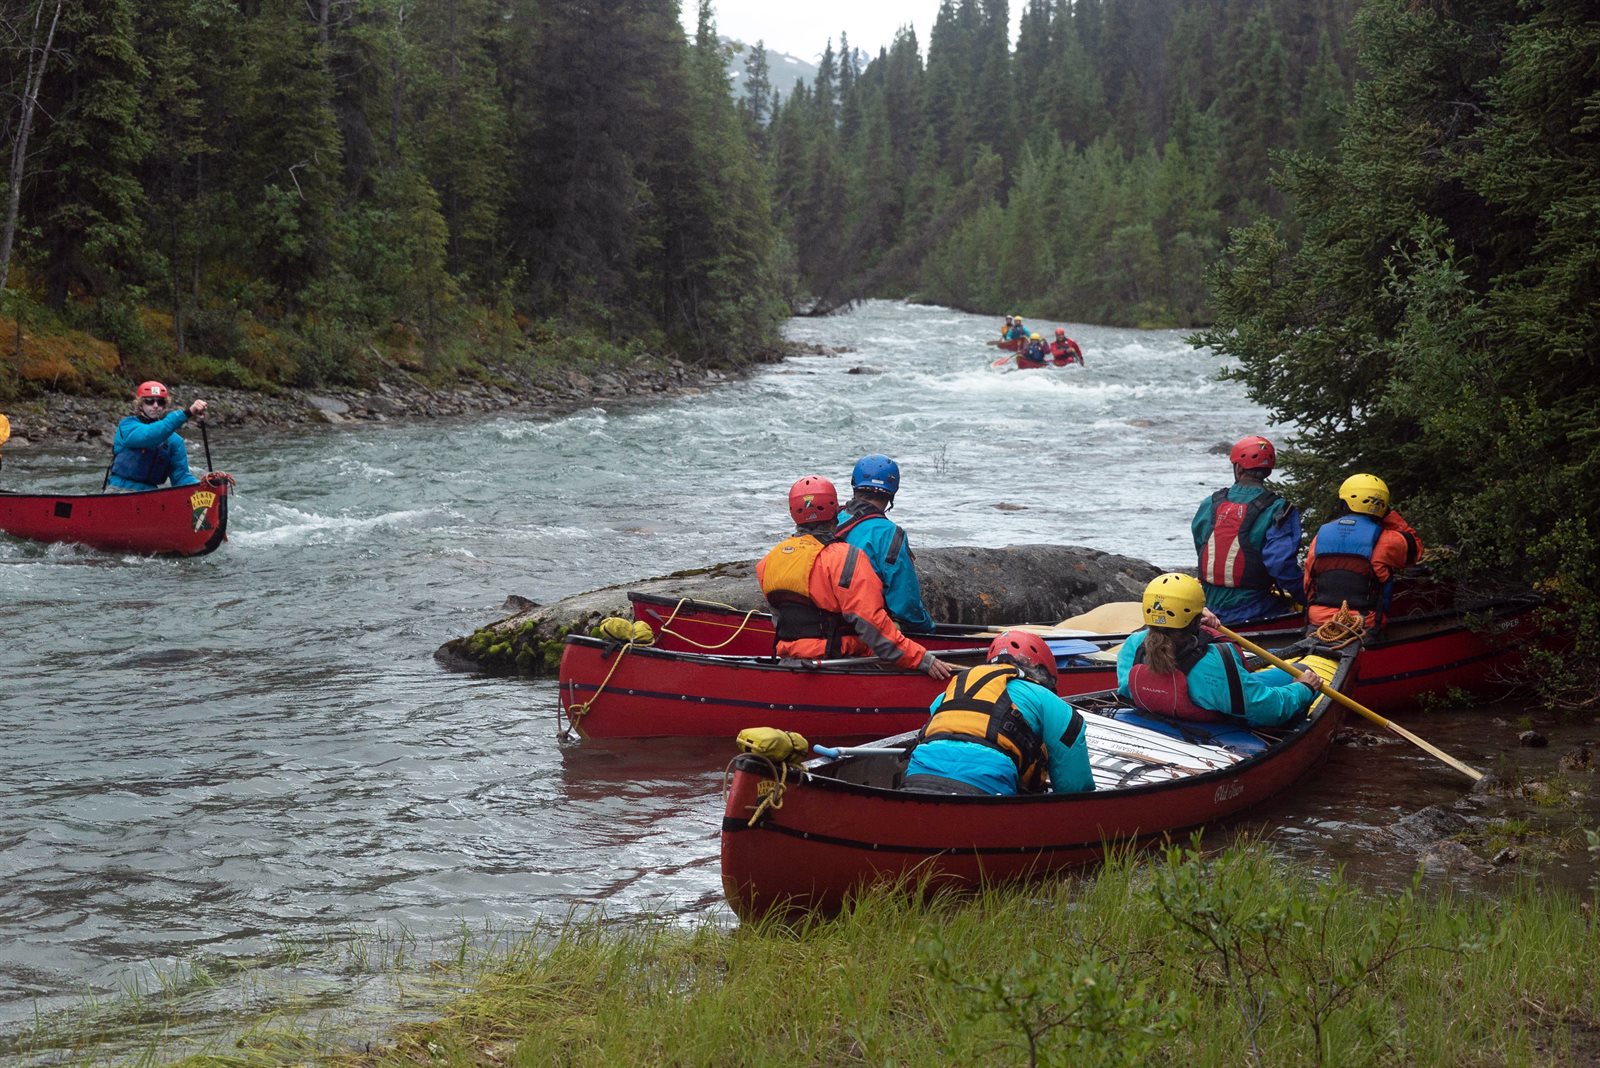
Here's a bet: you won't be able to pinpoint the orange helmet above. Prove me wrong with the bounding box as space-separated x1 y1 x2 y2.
986 630 1058 688
135 381 169 400
788 476 840 525
1229 435 1275 473
1055 328 1066 337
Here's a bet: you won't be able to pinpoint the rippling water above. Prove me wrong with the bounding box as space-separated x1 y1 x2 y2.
1 301 1592 1043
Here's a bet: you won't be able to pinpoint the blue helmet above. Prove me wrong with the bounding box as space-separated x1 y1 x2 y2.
851 454 900 496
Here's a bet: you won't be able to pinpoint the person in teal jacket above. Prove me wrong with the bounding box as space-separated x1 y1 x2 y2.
1191 435 1305 624
836 454 935 633
904 631 1095 796
108 381 207 491
1115 573 1320 728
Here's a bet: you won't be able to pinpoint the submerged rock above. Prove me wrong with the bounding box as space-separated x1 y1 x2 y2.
435 544 1162 675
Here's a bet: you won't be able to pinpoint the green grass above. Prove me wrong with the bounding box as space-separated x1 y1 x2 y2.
21 841 1582 1067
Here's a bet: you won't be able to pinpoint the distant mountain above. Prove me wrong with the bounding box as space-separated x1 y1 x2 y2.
721 37 818 103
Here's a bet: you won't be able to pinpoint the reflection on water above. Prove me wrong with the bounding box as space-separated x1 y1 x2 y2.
2 302 1595 1051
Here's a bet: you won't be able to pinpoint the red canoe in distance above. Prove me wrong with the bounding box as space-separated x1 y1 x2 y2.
720 648 1360 920
562 594 1542 739
626 590 1299 660
0 478 231 557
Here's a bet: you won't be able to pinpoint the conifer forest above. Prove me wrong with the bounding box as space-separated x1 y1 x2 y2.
2 0 1597 646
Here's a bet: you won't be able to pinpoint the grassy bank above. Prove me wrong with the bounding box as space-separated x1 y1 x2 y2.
22 842 1592 1066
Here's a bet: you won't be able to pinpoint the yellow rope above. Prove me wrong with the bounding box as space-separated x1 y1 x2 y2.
558 629 641 741
1313 601 1368 649
720 752 799 827
656 597 765 651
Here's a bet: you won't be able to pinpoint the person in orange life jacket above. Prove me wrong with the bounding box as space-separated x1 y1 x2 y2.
1116 573 1320 727
903 630 1094 796
1303 474 1424 631
1191 435 1305 625
756 476 957 680
836 454 935 633
108 381 208 492
1022 333 1049 363
1050 328 1084 366
1001 315 1015 339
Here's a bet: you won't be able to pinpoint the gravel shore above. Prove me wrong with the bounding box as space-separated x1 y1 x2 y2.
0 344 846 449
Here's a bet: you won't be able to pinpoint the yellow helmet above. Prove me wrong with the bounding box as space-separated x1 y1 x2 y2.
1030 332 1042 340
1142 573 1206 629
1339 473 1390 517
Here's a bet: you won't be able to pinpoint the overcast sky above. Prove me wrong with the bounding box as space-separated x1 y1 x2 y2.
688 0 1019 61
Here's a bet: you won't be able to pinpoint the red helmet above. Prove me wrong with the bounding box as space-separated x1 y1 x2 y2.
135 381 169 400
986 630 1058 688
1055 328 1066 337
788 476 839 525
1229 435 1275 473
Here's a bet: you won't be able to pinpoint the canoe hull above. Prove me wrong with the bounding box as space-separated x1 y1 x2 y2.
0 481 230 557
565 596 1541 739
720 667 1353 919
627 591 1135 658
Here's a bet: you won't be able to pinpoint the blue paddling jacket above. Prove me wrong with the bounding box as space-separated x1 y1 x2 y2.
906 673 1095 795
109 411 199 491
1114 629 1315 728
836 504 935 633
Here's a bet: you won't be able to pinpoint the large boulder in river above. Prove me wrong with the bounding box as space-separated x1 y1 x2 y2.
436 544 1163 674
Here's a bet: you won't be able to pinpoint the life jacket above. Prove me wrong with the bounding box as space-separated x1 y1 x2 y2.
109 434 175 488
836 508 908 566
759 532 847 655
1198 487 1279 589
921 663 1065 793
1307 514 1386 614
1125 631 1247 722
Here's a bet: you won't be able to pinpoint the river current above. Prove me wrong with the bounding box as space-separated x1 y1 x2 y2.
1 302 1593 1047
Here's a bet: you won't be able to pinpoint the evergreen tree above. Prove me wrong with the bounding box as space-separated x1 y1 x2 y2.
1196 0 1600 651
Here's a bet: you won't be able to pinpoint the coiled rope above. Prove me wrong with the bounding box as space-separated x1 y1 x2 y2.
557 617 655 741
720 753 794 827
1312 601 1368 649
656 598 764 651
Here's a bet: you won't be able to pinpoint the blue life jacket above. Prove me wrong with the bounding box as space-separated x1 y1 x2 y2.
109 439 176 487
1308 514 1387 614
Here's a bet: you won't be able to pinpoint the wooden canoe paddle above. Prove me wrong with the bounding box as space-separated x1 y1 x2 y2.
1216 624 1484 782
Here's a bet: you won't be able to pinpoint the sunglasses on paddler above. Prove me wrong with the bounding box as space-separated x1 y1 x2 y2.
141 397 168 407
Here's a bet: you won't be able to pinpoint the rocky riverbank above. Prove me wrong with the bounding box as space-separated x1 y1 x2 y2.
0 343 848 449
436 545 1164 675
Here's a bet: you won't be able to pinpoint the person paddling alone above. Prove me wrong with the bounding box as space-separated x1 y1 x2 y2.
108 381 207 492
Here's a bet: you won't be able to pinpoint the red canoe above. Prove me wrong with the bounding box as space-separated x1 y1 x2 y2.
720 648 1358 919
561 594 1540 739
628 590 1297 659
0 476 232 556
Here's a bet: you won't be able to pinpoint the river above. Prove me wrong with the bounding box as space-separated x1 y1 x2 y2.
1 301 1593 1053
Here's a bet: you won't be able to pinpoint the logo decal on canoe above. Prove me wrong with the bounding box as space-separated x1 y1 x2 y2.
189 489 217 532
1213 782 1245 804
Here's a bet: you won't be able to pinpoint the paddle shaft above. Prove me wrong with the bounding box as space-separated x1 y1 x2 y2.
1216 625 1484 782
814 745 908 758
805 646 989 668
199 418 213 473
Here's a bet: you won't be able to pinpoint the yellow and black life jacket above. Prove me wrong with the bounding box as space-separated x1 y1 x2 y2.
920 664 1051 793
759 532 847 655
